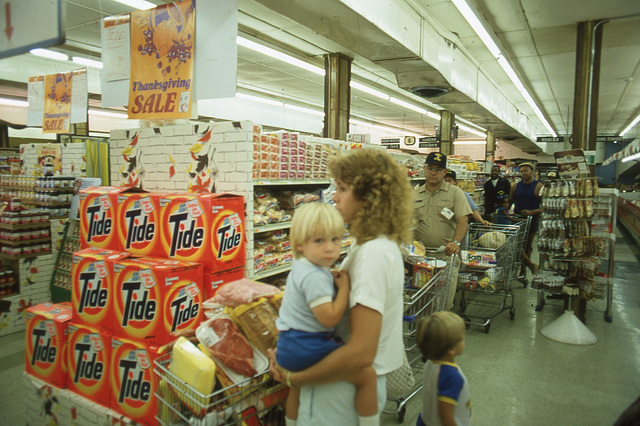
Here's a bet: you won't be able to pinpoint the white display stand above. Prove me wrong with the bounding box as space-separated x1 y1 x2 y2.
540 310 597 346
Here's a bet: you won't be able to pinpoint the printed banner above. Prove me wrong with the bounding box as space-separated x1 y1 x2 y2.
27 76 44 127
36 144 62 176
128 0 195 119
42 72 72 133
102 15 131 82
70 68 88 124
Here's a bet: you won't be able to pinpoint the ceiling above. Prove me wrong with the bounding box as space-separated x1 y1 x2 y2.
1 0 640 153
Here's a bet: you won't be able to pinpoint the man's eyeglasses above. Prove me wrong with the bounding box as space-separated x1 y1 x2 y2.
425 166 445 174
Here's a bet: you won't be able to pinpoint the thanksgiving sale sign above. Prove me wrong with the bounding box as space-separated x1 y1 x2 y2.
128 0 195 119
43 72 72 133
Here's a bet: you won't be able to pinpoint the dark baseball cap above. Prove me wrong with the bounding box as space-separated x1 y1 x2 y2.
444 169 457 180
425 152 447 168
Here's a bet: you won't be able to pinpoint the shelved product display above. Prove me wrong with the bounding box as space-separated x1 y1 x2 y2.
447 158 489 207
617 192 640 247
533 172 616 328
49 219 80 302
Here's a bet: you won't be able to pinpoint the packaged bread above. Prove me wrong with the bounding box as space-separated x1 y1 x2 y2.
228 298 279 356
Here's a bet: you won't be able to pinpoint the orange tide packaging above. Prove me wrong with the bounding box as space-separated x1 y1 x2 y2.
116 192 161 256
72 247 132 334
25 302 73 388
79 186 147 250
158 193 245 273
112 256 204 346
110 336 159 426
66 323 111 407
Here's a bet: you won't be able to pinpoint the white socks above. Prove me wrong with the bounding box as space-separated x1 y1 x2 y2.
358 414 380 426
285 417 297 426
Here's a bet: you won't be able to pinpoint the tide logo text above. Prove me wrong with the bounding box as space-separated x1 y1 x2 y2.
124 208 155 249
169 294 199 333
78 272 107 313
118 359 151 403
73 342 103 383
121 280 156 327
86 205 113 242
216 222 241 259
30 328 56 366
168 212 204 257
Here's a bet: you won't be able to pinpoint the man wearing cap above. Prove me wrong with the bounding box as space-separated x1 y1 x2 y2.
445 169 491 226
510 162 543 277
483 165 511 218
414 152 472 310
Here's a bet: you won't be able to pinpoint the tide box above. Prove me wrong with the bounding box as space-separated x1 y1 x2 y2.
66 323 111 407
116 192 161 256
25 302 73 388
110 336 159 426
112 256 204 345
79 186 147 250
157 193 245 273
72 247 132 334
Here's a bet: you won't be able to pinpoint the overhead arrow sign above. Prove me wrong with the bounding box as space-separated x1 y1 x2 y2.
4 2 13 41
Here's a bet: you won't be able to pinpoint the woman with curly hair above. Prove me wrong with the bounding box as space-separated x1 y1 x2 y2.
269 148 414 425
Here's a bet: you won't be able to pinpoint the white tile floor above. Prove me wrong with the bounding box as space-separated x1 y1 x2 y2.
2 225 639 425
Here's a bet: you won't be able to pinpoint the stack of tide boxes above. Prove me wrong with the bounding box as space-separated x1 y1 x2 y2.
25 186 245 425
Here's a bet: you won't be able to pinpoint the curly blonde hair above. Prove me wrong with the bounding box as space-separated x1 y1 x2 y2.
328 149 413 245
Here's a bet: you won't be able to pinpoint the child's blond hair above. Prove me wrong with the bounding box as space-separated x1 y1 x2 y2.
289 202 345 259
415 311 466 361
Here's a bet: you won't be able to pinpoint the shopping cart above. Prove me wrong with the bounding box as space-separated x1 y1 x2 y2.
154 352 287 425
384 254 456 423
458 219 530 333
490 214 532 286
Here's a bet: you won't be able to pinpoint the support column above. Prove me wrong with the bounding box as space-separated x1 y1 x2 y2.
0 125 8 148
73 122 89 136
323 53 352 141
439 110 454 155
572 20 605 151
485 131 495 161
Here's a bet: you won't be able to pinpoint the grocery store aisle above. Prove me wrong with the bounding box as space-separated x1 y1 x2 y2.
1 225 639 426
382 224 640 426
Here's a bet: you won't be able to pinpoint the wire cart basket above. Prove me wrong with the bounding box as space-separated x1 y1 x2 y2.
384 254 456 423
154 352 287 425
458 218 530 333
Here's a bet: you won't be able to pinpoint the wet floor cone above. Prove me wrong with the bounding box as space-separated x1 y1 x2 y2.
540 310 597 345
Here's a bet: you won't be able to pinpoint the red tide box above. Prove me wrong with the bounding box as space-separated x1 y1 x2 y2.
112 256 204 345
110 336 159 426
25 302 73 388
205 266 244 300
72 247 132 333
157 193 245 273
79 186 147 250
67 323 111 407
116 192 161 256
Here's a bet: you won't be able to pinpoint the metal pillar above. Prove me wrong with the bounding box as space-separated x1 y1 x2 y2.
486 131 495 161
323 53 352 141
439 110 454 155
571 20 605 152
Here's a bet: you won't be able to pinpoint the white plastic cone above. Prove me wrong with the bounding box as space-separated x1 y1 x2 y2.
540 310 597 345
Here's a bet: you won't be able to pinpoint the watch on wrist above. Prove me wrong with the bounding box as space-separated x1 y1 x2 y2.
452 240 461 246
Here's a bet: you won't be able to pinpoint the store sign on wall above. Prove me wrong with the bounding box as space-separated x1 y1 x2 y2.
127 0 195 119
381 138 401 149
419 136 439 148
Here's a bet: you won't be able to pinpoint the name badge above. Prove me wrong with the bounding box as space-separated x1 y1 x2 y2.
440 207 454 219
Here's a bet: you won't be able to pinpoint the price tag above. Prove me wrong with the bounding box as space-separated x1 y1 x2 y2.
45 320 57 337
95 261 108 279
140 269 156 289
185 282 200 298
135 350 150 369
99 194 112 209
229 213 242 228
90 334 104 351
186 199 203 217
139 197 154 214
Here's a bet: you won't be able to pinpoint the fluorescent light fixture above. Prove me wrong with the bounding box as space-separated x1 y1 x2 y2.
284 103 324 117
237 36 325 76
0 97 28 107
72 57 104 69
236 92 284 107
450 0 501 58
620 113 640 137
454 140 487 145
622 152 640 163
111 0 156 10
350 81 389 100
458 123 486 138
389 97 427 114
30 48 68 61
497 56 524 92
427 111 441 121
88 109 127 118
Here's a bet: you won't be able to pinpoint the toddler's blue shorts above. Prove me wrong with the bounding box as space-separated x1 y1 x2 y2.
276 329 343 372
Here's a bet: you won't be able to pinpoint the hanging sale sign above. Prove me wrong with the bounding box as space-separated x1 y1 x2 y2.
42 72 72 133
128 0 195 119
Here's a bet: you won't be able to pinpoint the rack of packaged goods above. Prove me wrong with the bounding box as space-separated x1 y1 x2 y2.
447 159 489 209
0 175 75 220
0 210 52 259
534 178 616 322
617 192 640 247
50 218 80 303
252 179 356 281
